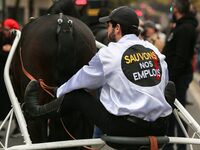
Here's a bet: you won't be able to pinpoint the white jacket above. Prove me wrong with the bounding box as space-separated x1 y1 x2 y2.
57 34 172 121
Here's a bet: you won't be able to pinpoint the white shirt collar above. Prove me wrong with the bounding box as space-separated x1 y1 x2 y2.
117 34 140 43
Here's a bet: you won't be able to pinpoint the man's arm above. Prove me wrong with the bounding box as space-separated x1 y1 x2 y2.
57 53 105 97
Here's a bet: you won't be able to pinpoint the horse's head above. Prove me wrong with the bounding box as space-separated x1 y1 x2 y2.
47 0 80 18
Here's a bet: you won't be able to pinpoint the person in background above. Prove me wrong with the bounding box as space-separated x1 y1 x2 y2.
190 4 200 72
141 20 165 52
23 6 172 150
48 0 80 18
195 32 200 72
1 18 20 52
155 23 166 45
90 7 110 46
162 0 198 149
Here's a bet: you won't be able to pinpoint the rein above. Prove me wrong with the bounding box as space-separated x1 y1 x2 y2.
19 47 55 98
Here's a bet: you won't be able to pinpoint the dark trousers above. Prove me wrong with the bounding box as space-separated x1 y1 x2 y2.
164 73 193 150
59 89 169 137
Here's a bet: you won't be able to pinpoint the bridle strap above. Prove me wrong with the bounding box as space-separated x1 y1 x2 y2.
149 136 158 150
19 47 55 98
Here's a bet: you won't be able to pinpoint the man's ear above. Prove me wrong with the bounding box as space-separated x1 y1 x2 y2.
114 24 123 40
115 24 120 31
115 24 122 35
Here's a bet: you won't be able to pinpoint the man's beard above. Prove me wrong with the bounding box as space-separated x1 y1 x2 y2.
108 29 116 42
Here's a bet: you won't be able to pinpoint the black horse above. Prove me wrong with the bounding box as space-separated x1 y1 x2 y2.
10 13 97 148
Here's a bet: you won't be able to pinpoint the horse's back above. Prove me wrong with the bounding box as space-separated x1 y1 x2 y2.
21 14 96 86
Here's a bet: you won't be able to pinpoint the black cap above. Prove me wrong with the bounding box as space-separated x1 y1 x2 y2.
99 6 139 29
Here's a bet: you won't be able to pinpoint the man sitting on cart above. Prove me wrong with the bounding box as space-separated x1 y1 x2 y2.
23 6 173 149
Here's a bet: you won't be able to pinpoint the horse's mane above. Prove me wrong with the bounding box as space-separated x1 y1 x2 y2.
47 0 80 18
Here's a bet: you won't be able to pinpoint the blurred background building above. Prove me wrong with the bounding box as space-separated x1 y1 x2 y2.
0 0 199 28
0 0 52 24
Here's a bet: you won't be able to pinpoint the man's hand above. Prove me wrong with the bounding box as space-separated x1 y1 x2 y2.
2 44 11 52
